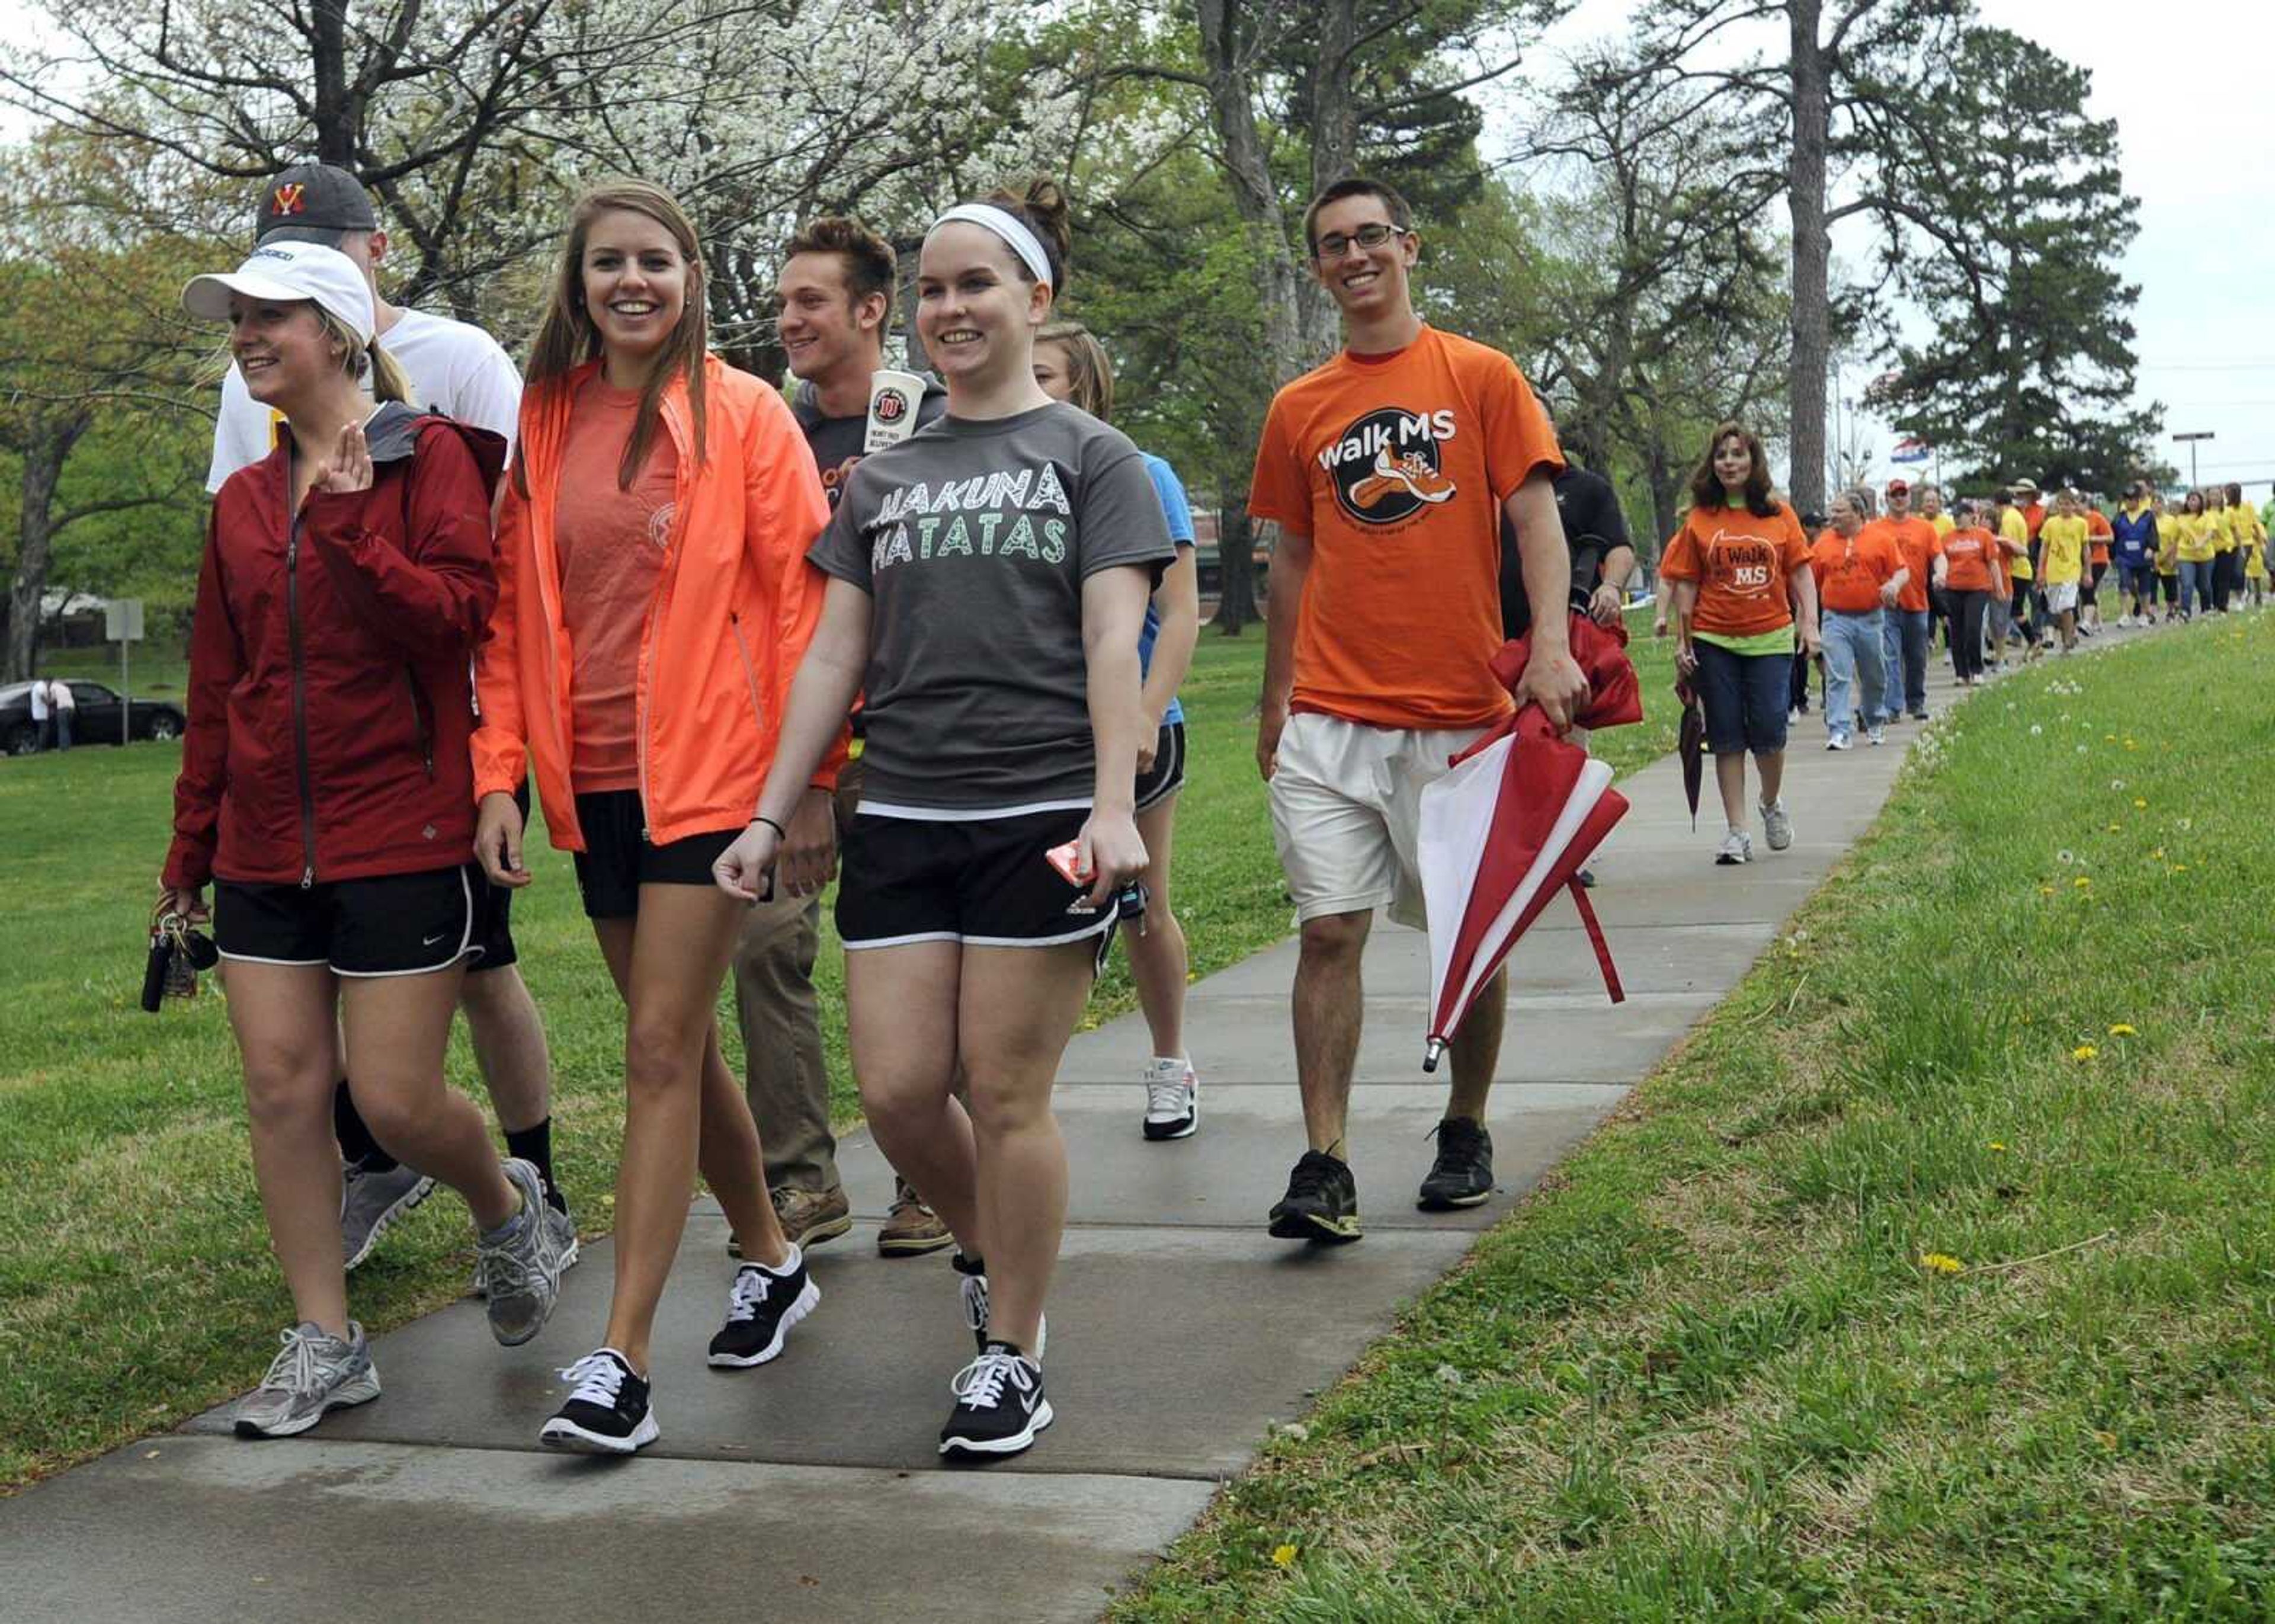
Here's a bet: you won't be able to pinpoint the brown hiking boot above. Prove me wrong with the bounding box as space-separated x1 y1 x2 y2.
730 1185 851 1257
878 1178 954 1257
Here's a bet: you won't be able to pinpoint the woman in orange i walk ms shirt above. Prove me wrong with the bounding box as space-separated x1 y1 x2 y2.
1244 175 1586 1246
1658 421 1820 866
471 180 836 1456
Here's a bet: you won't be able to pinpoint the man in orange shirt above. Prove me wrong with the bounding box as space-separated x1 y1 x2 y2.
1249 174 1588 1241
1810 492 1908 748
1867 478 1941 722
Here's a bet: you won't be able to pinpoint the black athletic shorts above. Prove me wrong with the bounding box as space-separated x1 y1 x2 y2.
571 789 740 921
1133 721 1188 813
836 806 1114 959
469 780 530 971
215 863 483 978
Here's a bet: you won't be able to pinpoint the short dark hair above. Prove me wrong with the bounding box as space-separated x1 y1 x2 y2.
1302 176 1413 257
784 216 898 309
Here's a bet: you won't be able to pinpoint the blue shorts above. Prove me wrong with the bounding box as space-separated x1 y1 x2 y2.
1694 639 1792 757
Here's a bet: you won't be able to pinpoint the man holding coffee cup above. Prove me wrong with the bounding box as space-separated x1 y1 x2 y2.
733 217 949 1257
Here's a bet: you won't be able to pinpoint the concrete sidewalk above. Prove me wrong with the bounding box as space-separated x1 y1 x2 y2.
0 647 2002 1623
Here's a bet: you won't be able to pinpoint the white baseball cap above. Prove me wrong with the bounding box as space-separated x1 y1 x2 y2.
182 240 375 345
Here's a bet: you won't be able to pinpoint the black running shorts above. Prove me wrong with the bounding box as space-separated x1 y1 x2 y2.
1133 721 1188 813
571 789 741 921
215 863 483 978
835 806 1114 955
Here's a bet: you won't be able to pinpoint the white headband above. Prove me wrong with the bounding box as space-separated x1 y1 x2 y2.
931 203 1053 289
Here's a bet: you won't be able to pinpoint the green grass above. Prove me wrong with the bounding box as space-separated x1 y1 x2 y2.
0 616 1676 1488
1115 614 2275 1620
36 641 190 699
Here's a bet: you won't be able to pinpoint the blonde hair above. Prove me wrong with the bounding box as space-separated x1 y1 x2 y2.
312 305 411 404
1036 319 1113 422
521 178 711 494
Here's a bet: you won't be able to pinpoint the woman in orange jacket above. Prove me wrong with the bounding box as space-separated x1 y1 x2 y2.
472 180 835 1454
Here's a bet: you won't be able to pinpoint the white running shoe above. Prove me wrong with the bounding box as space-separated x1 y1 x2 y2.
1867 724 1886 745
1759 799 1794 852
1715 828 1752 866
1141 1056 1199 1141
1827 733 1851 751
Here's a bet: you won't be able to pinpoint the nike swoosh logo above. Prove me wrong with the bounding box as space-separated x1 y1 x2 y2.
422 932 449 946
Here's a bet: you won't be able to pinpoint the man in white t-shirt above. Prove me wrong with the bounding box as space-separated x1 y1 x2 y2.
206 164 568 1271
206 164 522 489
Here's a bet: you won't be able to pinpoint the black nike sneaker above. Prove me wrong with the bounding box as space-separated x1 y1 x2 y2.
707 1245 820 1368
939 1341 1052 1460
539 1348 657 1455
1267 1149 1363 1243
1416 1117 1494 1210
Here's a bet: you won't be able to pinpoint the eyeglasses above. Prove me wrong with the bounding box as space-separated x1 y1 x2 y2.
1313 222 1407 261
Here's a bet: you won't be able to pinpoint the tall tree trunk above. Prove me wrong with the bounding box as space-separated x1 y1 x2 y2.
310 0 353 165
1786 0 1830 518
1312 0 1360 190
1213 505 1258 633
6 414 88 682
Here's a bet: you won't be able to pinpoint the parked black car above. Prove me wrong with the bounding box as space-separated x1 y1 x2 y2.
1 680 185 755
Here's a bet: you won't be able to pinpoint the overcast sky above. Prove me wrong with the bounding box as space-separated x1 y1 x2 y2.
1520 0 2273 497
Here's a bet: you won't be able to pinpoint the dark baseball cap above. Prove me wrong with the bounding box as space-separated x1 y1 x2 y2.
254 164 379 248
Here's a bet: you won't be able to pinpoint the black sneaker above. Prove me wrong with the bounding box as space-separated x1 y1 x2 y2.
939 1341 1052 1460
1267 1149 1363 1243
539 1348 657 1454
1417 1117 1495 1210
707 1245 819 1368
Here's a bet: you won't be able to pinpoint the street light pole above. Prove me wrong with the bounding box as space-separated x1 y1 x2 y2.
2174 430 2215 489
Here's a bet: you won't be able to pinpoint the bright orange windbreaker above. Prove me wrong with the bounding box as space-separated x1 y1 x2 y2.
473 355 838 851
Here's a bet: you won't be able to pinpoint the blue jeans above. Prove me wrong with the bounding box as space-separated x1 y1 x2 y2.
1881 607 1930 715
1822 609 1887 738
2180 558 2215 616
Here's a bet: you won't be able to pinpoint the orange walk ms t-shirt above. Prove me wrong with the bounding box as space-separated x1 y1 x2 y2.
1811 526 1902 613
1938 527 2002 593
1658 501 1812 638
1248 325 1563 728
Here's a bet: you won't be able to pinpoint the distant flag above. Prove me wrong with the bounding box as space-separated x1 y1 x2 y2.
1891 437 1932 465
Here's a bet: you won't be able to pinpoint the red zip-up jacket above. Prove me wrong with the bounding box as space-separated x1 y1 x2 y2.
166 405 506 890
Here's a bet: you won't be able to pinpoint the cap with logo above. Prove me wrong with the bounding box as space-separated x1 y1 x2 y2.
182 241 377 345
1884 478 1909 497
254 164 379 249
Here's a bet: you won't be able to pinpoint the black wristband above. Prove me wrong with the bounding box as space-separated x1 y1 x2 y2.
754 815 787 839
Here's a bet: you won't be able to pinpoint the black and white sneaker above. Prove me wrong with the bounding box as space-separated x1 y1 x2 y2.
1267 1149 1363 1243
952 1250 1046 1357
539 1348 657 1455
1140 1056 1199 1141
939 1341 1052 1460
1416 1117 1495 1210
707 1245 819 1367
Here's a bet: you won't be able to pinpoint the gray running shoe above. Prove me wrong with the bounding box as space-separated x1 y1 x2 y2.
546 1199 579 1274
340 1159 435 1271
476 1158 563 1347
1759 798 1795 852
232 1322 380 1438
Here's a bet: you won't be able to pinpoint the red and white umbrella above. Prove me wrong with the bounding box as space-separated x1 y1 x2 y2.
1417 616 1637 1072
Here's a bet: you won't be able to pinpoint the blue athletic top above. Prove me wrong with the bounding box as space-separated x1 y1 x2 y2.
2110 507 2157 568
1140 453 1196 726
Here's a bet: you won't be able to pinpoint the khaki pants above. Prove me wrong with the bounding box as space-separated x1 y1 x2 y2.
732 888 835 1194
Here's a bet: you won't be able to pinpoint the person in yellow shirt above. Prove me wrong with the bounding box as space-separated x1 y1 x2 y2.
2037 489 2090 652
2226 482 2267 608
2172 490 2216 618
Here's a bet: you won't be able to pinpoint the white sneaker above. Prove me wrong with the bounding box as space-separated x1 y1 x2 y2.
1827 733 1851 751
1714 828 1752 866
1759 799 1794 852
1867 725 1886 745
1141 1056 1199 1142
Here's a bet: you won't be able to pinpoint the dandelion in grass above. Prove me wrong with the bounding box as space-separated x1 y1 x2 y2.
1988 1142 2008 1153
2058 848 2076 865
2094 1430 2118 1450
2177 817 2193 832
2171 864 2189 875
1271 1545 1299 1569
2133 798 2148 809
2106 824 2122 833
2039 885 2055 897
2074 876 2091 889
2109 1023 2137 1037
2072 1044 2098 1062
1918 1252 1965 1275
2030 724 2043 736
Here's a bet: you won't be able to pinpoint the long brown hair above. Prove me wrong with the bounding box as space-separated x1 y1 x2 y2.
1687 421 1777 518
1036 318 1113 421
520 179 710 495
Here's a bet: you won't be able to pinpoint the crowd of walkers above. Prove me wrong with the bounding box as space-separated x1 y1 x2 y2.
1656 450 2264 867
160 162 1607 1466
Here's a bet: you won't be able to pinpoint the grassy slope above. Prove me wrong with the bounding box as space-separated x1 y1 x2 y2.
1118 616 2275 1620
0 618 1673 1487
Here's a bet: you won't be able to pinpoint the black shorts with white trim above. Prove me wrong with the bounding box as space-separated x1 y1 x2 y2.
214 862 483 978
836 805 1115 963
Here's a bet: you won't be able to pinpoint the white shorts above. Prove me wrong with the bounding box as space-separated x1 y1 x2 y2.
2043 581 2079 614
1267 712 1486 928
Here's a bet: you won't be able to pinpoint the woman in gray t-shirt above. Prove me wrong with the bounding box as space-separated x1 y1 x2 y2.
714 180 1174 1462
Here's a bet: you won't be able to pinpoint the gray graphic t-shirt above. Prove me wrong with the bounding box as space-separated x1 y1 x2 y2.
809 401 1176 813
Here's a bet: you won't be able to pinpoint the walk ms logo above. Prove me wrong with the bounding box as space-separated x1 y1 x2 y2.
1319 407 1459 526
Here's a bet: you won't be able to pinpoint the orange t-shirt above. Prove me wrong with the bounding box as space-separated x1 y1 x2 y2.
1872 516 1940 611
556 377 678 793
2023 502 2047 540
1249 325 1562 728
1938 527 2002 592
2086 508 2113 565
1658 500 1812 638
1811 527 1902 613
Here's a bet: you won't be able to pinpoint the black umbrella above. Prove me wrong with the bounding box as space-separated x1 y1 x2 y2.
1675 675 1704 827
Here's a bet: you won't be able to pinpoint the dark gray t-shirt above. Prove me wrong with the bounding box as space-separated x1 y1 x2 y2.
809 401 1176 814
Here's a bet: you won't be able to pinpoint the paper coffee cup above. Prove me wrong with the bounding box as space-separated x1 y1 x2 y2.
864 369 927 453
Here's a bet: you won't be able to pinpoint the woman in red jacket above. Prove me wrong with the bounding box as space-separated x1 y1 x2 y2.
162 241 563 1439
472 181 835 1454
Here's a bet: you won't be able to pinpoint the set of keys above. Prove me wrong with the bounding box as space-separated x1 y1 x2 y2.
142 907 220 1011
